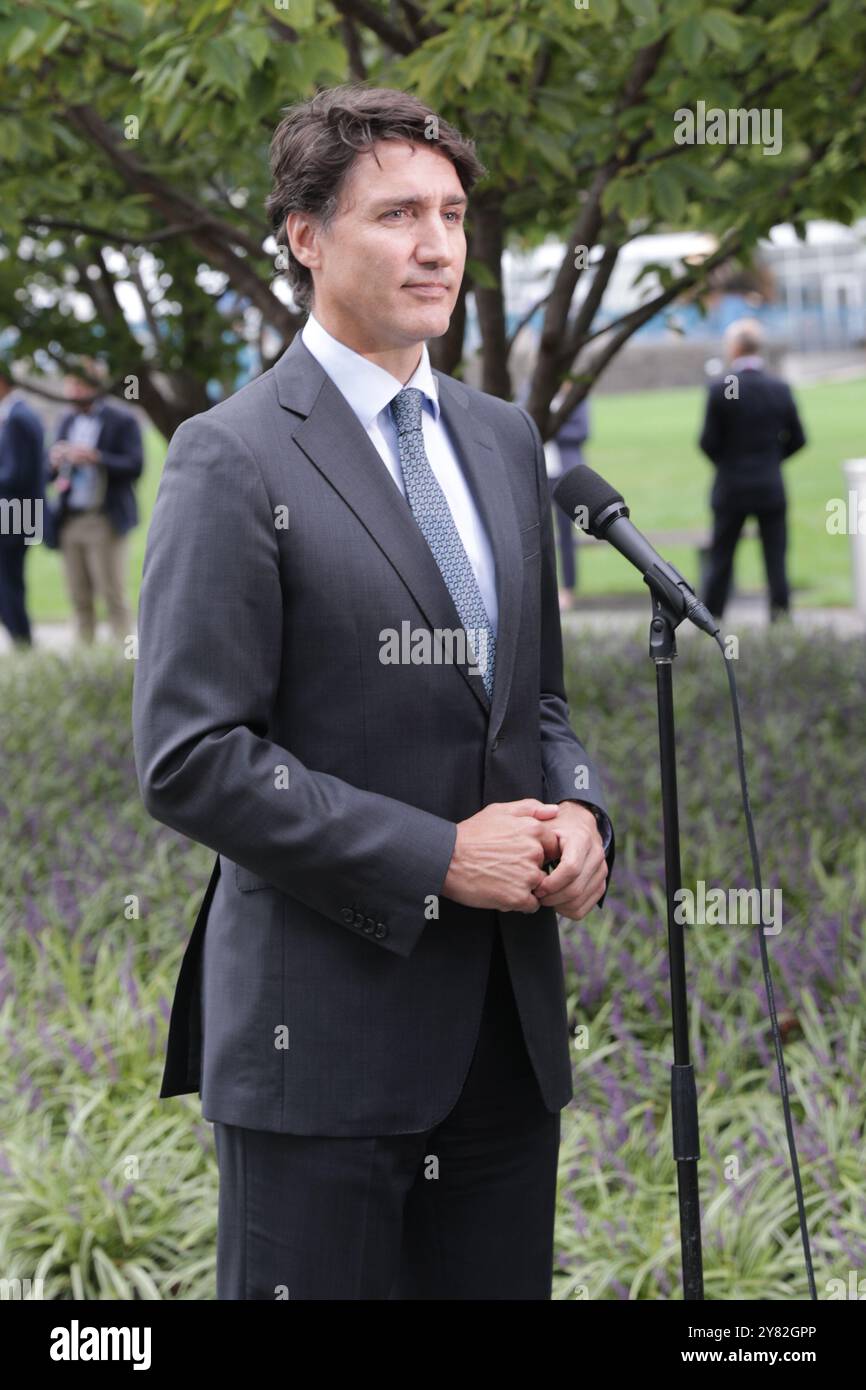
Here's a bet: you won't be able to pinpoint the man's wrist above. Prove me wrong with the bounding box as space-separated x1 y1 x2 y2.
558 798 612 853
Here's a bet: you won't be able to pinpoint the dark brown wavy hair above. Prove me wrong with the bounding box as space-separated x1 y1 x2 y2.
265 84 486 313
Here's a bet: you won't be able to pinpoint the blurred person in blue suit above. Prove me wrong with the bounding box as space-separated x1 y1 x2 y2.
0 365 46 648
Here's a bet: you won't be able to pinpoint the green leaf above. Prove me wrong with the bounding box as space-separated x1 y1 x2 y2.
2 121 22 160
8 26 38 64
531 131 574 179
650 164 688 224
497 133 527 181
272 0 315 30
188 0 217 32
702 9 743 52
160 100 193 146
673 16 708 67
239 25 272 72
791 29 820 71
201 38 250 97
110 0 148 36
42 20 72 56
589 0 619 31
457 25 493 90
683 161 727 198
622 0 659 22
160 54 191 106
601 175 648 223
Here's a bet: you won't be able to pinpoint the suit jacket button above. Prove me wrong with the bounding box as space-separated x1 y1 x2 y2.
363 916 377 934
341 907 354 923
353 911 365 927
374 922 388 939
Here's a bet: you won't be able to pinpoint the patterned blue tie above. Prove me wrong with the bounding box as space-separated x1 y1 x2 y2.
390 387 496 701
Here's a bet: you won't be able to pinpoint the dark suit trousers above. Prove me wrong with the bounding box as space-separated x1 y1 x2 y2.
703 500 789 618
213 920 562 1300
0 537 32 644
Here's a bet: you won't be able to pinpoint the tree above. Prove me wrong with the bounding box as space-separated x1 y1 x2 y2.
1 0 864 438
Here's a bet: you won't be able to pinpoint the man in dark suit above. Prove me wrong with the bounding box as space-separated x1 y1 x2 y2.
132 84 615 1301
0 366 45 647
699 319 806 620
48 363 143 645
549 395 590 611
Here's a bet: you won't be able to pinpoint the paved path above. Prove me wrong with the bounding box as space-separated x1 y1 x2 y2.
0 622 134 657
1 598 862 659
560 594 865 639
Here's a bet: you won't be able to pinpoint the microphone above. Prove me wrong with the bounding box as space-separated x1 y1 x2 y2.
553 463 719 636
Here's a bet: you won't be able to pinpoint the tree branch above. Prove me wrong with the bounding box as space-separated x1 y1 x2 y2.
65 104 301 338
543 237 741 439
22 215 209 244
329 0 416 55
558 239 621 369
338 14 368 80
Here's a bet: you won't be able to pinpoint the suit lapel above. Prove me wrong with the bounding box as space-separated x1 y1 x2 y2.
433 371 523 739
274 335 522 735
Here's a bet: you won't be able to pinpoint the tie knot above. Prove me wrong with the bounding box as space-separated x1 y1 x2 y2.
390 387 425 436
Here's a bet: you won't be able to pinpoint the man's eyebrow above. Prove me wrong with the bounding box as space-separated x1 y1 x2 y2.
369 193 468 211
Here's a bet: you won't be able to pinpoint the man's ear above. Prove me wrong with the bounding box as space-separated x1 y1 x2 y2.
285 211 321 272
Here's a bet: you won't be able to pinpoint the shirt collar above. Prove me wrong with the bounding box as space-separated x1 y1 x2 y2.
69 397 106 419
729 354 764 372
301 312 440 429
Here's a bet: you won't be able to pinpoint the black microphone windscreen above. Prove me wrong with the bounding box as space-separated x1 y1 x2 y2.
553 464 625 534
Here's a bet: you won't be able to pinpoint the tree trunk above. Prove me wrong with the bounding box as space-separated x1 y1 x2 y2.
469 192 511 399
428 278 466 378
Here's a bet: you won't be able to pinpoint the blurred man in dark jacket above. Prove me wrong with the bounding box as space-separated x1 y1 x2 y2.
547 395 589 612
699 319 806 621
0 366 46 647
48 362 143 645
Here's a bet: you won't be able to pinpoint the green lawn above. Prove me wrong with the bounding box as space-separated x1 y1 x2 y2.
21 375 865 620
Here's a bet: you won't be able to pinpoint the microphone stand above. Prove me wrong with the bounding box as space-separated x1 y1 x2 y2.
648 588 704 1301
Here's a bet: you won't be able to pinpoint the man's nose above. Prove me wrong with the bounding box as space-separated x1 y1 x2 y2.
413 213 454 265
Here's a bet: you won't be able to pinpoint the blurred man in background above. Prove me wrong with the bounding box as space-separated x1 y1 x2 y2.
699 318 806 621
546 394 590 612
48 361 143 645
0 365 45 648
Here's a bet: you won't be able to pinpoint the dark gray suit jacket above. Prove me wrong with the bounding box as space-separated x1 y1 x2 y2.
132 333 615 1136
700 367 806 510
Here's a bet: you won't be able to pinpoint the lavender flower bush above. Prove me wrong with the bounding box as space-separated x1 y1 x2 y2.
0 629 862 1299
555 624 866 1300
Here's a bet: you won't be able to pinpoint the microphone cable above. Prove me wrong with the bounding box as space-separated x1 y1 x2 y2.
712 629 817 1299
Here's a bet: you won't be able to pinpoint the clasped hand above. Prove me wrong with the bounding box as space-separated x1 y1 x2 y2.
442 798 607 921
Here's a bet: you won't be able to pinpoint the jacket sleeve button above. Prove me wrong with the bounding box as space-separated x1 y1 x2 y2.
341 907 354 923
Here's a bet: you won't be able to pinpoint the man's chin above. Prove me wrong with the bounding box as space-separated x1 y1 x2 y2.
398 303 454 341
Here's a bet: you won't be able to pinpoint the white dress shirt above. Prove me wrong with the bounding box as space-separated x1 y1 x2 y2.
300 313 498 636
64 402 105 510
66 405 103 449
